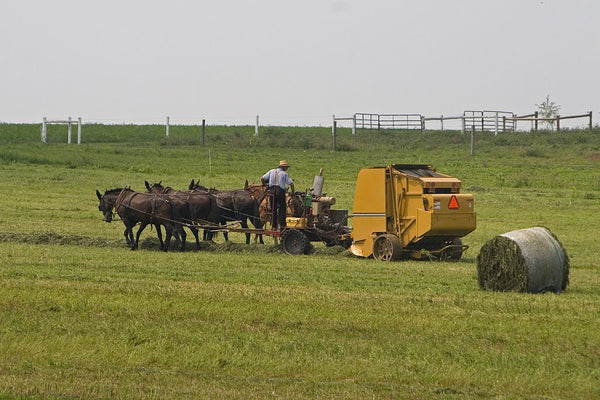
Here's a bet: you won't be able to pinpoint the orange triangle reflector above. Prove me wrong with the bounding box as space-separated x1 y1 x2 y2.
448 195 460 209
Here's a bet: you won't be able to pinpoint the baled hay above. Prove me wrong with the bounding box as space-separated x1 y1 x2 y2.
477 227 569 293
477 236 528 292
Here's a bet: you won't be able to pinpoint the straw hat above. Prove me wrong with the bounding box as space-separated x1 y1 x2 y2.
278 160 290 167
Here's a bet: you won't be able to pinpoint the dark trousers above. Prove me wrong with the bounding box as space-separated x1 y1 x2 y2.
269 186 286 229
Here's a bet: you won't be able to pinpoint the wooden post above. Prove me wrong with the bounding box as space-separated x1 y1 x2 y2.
420 115 425 135
534 111 539 131
255 115 259 136
77 117 82 145
42 117 47 143
201 119 206 146
556 115 560 131
461 116 465 135
502 116 506 132
352 114 356 135
440 115 444 131
67 116 72 144
470 126 475 156
166 116 170 137
589 111 593 131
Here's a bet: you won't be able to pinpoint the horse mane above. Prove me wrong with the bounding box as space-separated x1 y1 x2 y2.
105 188 126 195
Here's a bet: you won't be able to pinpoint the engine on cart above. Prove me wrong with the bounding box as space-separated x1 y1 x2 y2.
279 168 352 255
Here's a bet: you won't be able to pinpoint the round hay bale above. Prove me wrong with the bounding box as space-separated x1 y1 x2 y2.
477 227 569 293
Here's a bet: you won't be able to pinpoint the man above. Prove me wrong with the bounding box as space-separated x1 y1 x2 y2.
261 160 294 229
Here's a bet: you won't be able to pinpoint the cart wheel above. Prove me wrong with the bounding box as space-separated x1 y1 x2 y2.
449 237 463 260
373 234 402 261
281 229 309 255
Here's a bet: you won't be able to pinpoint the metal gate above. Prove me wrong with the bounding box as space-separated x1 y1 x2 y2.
354 113 423 131
463 110 516 133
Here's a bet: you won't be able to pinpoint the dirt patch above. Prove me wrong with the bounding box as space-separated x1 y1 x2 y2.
588 151 600 161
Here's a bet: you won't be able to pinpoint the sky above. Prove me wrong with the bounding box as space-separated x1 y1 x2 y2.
1 0 598 127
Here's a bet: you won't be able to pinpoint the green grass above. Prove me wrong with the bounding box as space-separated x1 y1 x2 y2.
0 123 599 399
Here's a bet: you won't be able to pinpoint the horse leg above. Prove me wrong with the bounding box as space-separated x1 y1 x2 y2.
134 222 148 250
163 226 172 252
241 218 251 245
179 225 187 251
253 216 264 244
189 226 201 250
154 224 165 250
123 226 133 249
122 219 136 249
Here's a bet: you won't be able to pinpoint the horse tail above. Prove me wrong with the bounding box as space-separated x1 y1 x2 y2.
252 196 262 229
209 194 219 226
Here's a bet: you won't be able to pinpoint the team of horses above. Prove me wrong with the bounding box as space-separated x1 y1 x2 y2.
96 179 300 251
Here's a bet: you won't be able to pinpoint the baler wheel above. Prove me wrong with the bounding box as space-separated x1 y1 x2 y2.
373 234 402 261
281 228 309 255
449 237 463 260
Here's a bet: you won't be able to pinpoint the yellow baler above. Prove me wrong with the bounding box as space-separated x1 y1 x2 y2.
350 164 476 261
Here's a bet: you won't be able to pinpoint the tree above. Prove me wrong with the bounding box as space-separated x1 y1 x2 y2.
535 95 561 130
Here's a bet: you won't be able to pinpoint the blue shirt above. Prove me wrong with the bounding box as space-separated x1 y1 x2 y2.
262 167 293 190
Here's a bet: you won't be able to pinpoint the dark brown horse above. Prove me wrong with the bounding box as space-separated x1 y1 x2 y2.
145 181 219 248
96 188 185 251
189 179 267 244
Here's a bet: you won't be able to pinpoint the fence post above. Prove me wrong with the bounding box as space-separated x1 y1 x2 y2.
589 111 593 131
440 115 444 131
534 111 539 131
470 126 475 156
352 114 356 135
502 116 506 132
166 116 170 137
461 116 465 135
255 115 259 136
494 112 499 135
202 119 206 146
67 116 72 144
420 116 425 135
556 115 560 132
42 117 47 144
77 117 82 144
332 116 337 151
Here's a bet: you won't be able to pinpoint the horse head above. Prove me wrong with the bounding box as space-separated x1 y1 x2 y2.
145 180 165 194
287 192 305 217
189 179 214 193
96 189 115 222
245 182 267 201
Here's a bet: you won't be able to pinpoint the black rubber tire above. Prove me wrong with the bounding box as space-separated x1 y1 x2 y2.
450 237 463 260
373 234 402 261
281 229 309 255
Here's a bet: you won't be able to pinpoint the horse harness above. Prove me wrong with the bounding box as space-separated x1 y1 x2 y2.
115 189 172 223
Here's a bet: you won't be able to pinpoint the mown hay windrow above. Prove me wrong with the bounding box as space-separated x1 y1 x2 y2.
477 227 569 293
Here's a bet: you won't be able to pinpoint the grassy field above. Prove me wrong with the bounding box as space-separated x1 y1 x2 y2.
0 123 599 399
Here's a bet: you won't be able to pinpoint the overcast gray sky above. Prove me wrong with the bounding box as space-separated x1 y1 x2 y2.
1 0 598 126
